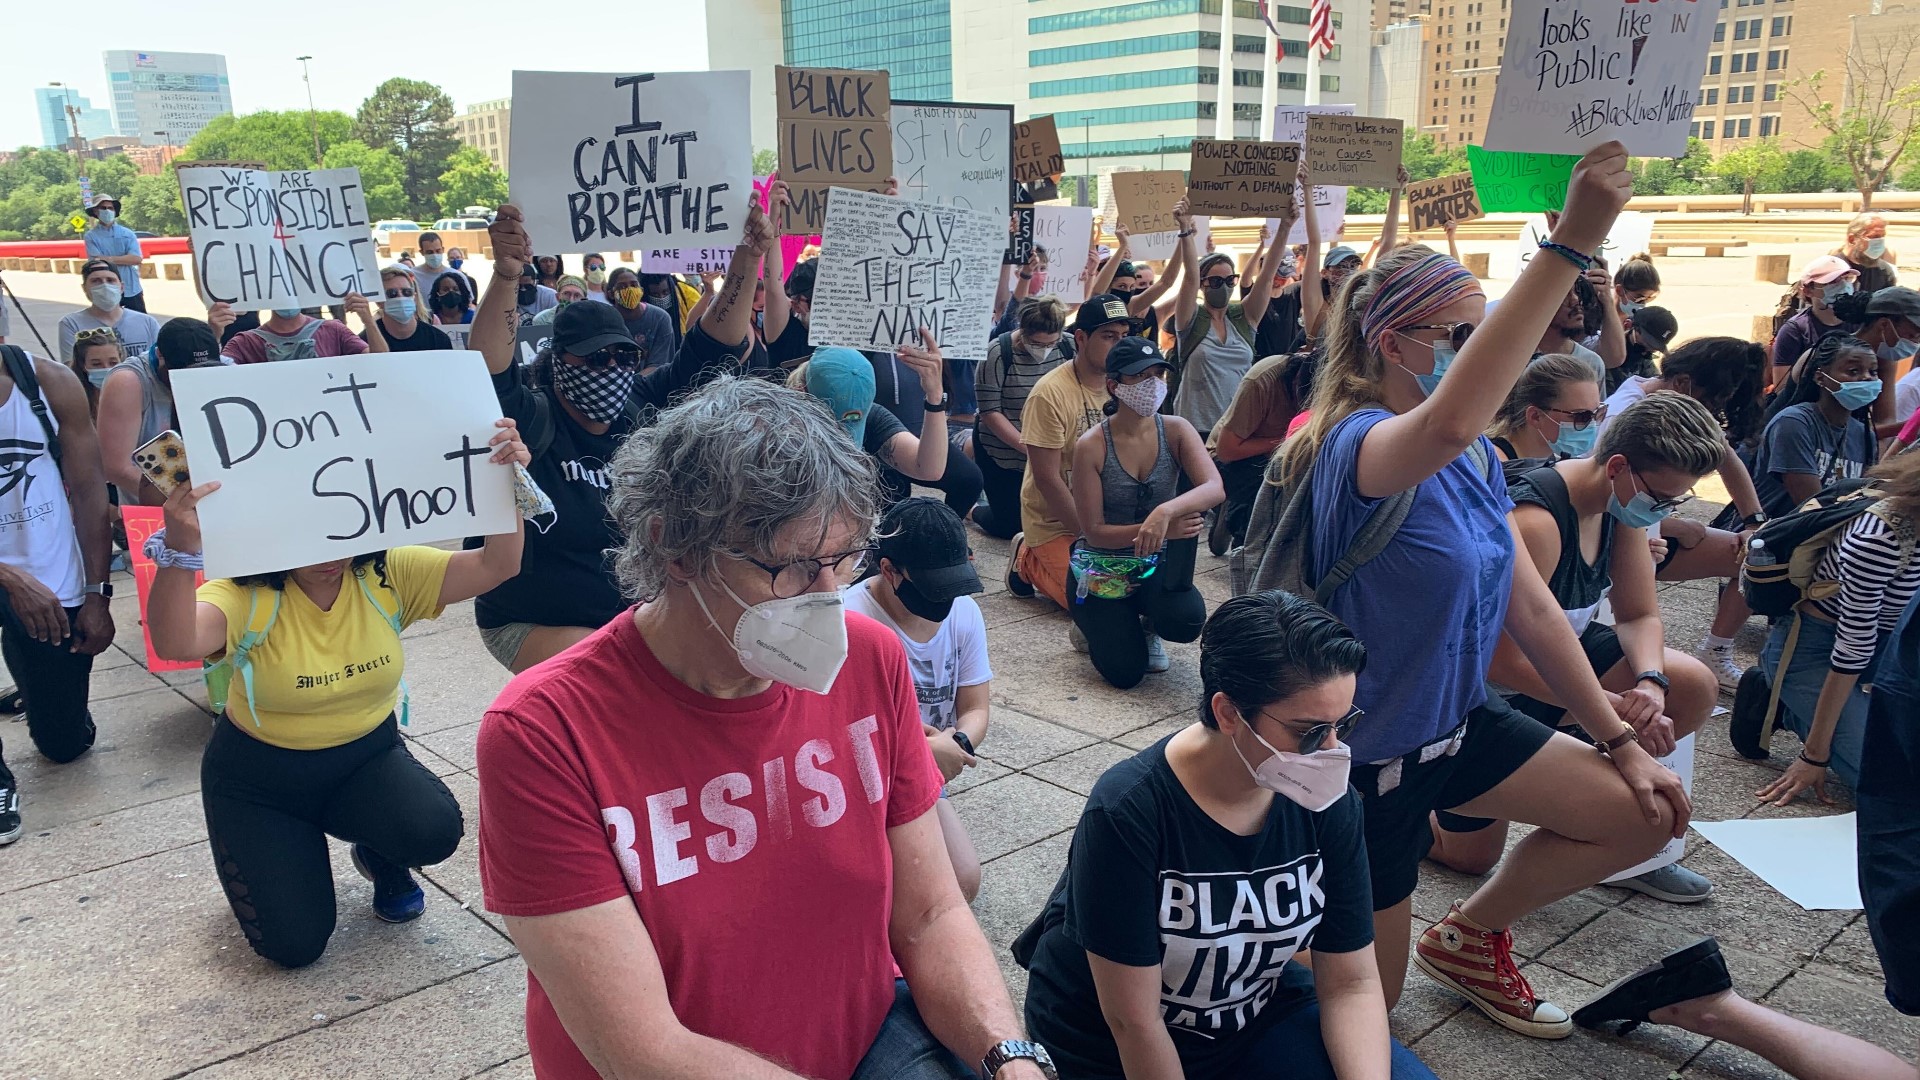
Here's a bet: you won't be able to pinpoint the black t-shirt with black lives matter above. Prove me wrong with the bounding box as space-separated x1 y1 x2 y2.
471 322 749 630
1022 736 1374 1079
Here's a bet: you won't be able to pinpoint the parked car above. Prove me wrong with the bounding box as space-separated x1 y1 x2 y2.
431 217 490 233
374 220 422 246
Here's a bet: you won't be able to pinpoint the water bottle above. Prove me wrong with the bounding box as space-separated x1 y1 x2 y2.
1746 537 1774 569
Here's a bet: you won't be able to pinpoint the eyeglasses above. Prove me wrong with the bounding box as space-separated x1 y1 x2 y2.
1201 274 1239 289
1545 403 1608 429
571 345 643 370
383 286 415 298
1630 470 1695 513
733 546 876 599
1257 704 1364 755
1399 322 1476 350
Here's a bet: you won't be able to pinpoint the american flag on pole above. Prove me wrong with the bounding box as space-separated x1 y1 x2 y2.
1257 0 1283 36
1309 0 1336 57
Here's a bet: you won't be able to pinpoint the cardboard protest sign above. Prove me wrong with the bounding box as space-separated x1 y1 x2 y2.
1186 139 1301 217
1006 205 1036 267
177 166 379 308
1110 171 1186 236
509 70 751 254
1467 146 1580 212
1272 104 1355 244
1406 172 1484 231
807 189 1003 359
777 67 893 235
1012 116 1064 185
1485 0 1717 158
894 101 1015 223
642 248 732 275
516 322 553 365
1510 210 1653 277
170 352 517 580
1305 114 1405 189
1032 205 1094 305
121 505 200 674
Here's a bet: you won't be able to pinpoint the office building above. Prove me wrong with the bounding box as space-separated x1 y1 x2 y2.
1369 19 1426 129
1413 0 1501 149
1372 0 1429 31
101 50 233 146
1685 0 1872 149
453 98 512 172
35 87 116 149
709 0 1373 173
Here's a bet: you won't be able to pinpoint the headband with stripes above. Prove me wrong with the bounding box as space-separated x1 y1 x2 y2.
1359 253 1484 358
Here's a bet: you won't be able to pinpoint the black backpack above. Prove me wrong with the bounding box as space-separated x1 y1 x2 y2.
1 344 59 466
1739 477 1908 618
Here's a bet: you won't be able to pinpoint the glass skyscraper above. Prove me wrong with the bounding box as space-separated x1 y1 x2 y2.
781 0 954 99
101 50 233 146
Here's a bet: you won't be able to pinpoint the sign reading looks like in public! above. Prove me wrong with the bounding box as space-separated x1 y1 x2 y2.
178 166 380 309
509 70 752 254
777 67 893 236
169 351 517 580
807 188 1004 360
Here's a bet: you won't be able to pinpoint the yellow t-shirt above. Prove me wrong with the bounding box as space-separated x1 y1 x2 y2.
1018 364 1110 549
197 546 453 750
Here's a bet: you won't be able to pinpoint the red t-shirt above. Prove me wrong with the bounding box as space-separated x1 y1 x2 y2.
476 608 943 1080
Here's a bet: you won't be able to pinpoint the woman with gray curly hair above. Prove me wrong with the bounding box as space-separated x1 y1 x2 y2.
475 375 1056 1080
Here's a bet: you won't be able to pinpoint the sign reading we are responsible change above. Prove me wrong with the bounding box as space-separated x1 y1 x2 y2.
170 352 517 580
1485 0 1719 157
808 189 1003 360
178 166 380 308
510 70 751 255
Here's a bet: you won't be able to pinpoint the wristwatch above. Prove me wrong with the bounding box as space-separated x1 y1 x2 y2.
1635 670 1670 692
83 581 114 600
951 729 976 756
1598 727 1641 755
924 394 950 413
980 1040 1058 1080
1741 512 1770 527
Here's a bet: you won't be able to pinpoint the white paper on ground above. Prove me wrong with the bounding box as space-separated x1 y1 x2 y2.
1691 813 1862 910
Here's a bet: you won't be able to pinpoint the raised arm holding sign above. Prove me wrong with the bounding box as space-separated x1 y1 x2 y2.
807 188 1002 358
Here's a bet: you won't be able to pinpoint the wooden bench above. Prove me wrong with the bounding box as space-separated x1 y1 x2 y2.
1649 240 1749 257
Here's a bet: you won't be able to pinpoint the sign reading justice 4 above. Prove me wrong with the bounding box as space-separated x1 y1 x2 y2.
178 166 380 309
170 352 517 580
510 70 751 254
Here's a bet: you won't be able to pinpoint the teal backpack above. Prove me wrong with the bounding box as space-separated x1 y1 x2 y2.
203 567 412 728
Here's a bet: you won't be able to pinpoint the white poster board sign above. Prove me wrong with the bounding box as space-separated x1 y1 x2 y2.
641 248 732 275
509 70 752 255
1508 211 1655 279
892 101 1014 224
178 166 379 308
1033 205 1094 305
1485 0 1717 157
808 189 1003 359
1271 104 1355 245
170 351 517 579
1602 734 1695 882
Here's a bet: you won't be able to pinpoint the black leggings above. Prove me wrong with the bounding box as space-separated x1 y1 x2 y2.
1068 537 1207 689
201 715 463 968
971 444 1025 539
0 598 97 769
882 440 986 519
1215 451 1271 547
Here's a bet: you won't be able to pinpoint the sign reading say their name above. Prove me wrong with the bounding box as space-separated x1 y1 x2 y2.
509 70 751 254
170 351 516 580
778 67 893 236
178 166 379 308
1406 171 1485 231
1186 139 1301 217
894 101 1015 224
1272 104 1355 244
1484 0 1718 157
808 189 1003 360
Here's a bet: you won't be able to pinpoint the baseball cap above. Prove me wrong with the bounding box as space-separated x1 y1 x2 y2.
876 497 983 602
1629 306 1678 354
552 300 637 358
1105 336 1170 378
155 318 223 370
1324 245 1362 269
1072 293 1139 334
1865 286 1920 324
806 347 877 442
78 257 116 279
1798 255 1856 285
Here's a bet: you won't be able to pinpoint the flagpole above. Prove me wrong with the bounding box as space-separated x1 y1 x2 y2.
1306 45 1322 107
1260 7 1280 140
1215 0 1234 138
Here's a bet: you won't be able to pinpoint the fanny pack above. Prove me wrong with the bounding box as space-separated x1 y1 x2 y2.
1070 546 1158 602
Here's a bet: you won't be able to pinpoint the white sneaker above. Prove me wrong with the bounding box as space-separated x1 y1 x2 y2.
1143 634 1171 674
1695 642 1742 694
1069 623 1089 654
1615 862 1715 904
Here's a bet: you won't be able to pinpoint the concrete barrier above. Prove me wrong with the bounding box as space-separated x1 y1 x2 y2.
164 263 185 281
54 260 73 274
34 260 52 273
1756 253 1791 284
1463 252 1491 278
139 262 155 279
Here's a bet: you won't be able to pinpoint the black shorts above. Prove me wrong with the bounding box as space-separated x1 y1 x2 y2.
1349 693 1558 909
1860 688 1920 1016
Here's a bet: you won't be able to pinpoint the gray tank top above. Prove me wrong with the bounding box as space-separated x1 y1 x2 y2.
109 355 173 505
1099 415 1179 529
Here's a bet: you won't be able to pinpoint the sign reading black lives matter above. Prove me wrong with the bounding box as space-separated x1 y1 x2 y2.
1484 0 1719 157
808 189 1003 360
509 70 751 255
169 352 517 580
178 166 380 308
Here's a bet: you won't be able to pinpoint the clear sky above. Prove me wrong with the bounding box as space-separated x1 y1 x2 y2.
0 1 711 150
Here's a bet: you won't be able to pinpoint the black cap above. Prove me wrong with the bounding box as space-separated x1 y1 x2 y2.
156 318 222 370
1073 293 1138 334
1866 286 1920 324
877 498 982 602
1630 306 1678 354
1105 336 1169 378
553 300 637 357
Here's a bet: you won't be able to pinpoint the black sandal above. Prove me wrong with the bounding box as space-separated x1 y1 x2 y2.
1572 937 1733 1034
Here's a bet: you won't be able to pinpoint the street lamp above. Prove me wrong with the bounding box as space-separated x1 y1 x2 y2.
1081 114 1095 208
296 55 322 166
48 82 87 181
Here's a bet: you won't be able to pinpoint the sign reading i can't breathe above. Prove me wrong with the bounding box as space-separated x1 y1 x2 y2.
807 189 1004 360
169 351 517 580
177 166 380 308
1484 0 1718 157
509 70 751 254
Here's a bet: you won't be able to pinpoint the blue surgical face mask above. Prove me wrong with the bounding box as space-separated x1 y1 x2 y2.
423 252 445 268
1821 281 1855 304
448 257 464 270
85 368 112 388
1876 336 1920 363
1607 487 1672 528
1414 341 1456 396
1550 420 1598 458
384 297 417 322
1866 237 1888 259
1825 376 1883 411
97 209 117 225
1619 300 1643 319
271 307 303 320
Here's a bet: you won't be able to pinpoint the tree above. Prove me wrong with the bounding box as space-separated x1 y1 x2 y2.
1400 132 1469 182
183 110 355 169
753 148 778 176
436 146 509 217
324 139 409 220
1628 138 1714 195
1783 27 1920 207
122 173 186 236
355 79 459 219
1712 139 1788 211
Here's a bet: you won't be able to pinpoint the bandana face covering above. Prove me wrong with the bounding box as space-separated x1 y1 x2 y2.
552 361 637 423
1112 378 1167 416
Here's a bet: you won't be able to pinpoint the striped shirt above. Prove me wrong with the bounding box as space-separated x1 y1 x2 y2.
975 333 1067 470
1812 508 1920 674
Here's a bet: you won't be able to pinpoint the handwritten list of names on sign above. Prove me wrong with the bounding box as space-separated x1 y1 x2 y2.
807 188 1003 360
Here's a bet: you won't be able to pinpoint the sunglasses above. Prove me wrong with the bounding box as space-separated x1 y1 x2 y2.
1202 275 1239 289
1629 469 1695 513
73 327 121 344
573 345 643 370
1399 322 1475 350
1257 705 1364 755
384 286 415 298
1544 403 1608 429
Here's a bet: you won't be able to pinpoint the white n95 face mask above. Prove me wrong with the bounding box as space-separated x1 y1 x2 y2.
1230 724 1353 812
691 578 849 695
